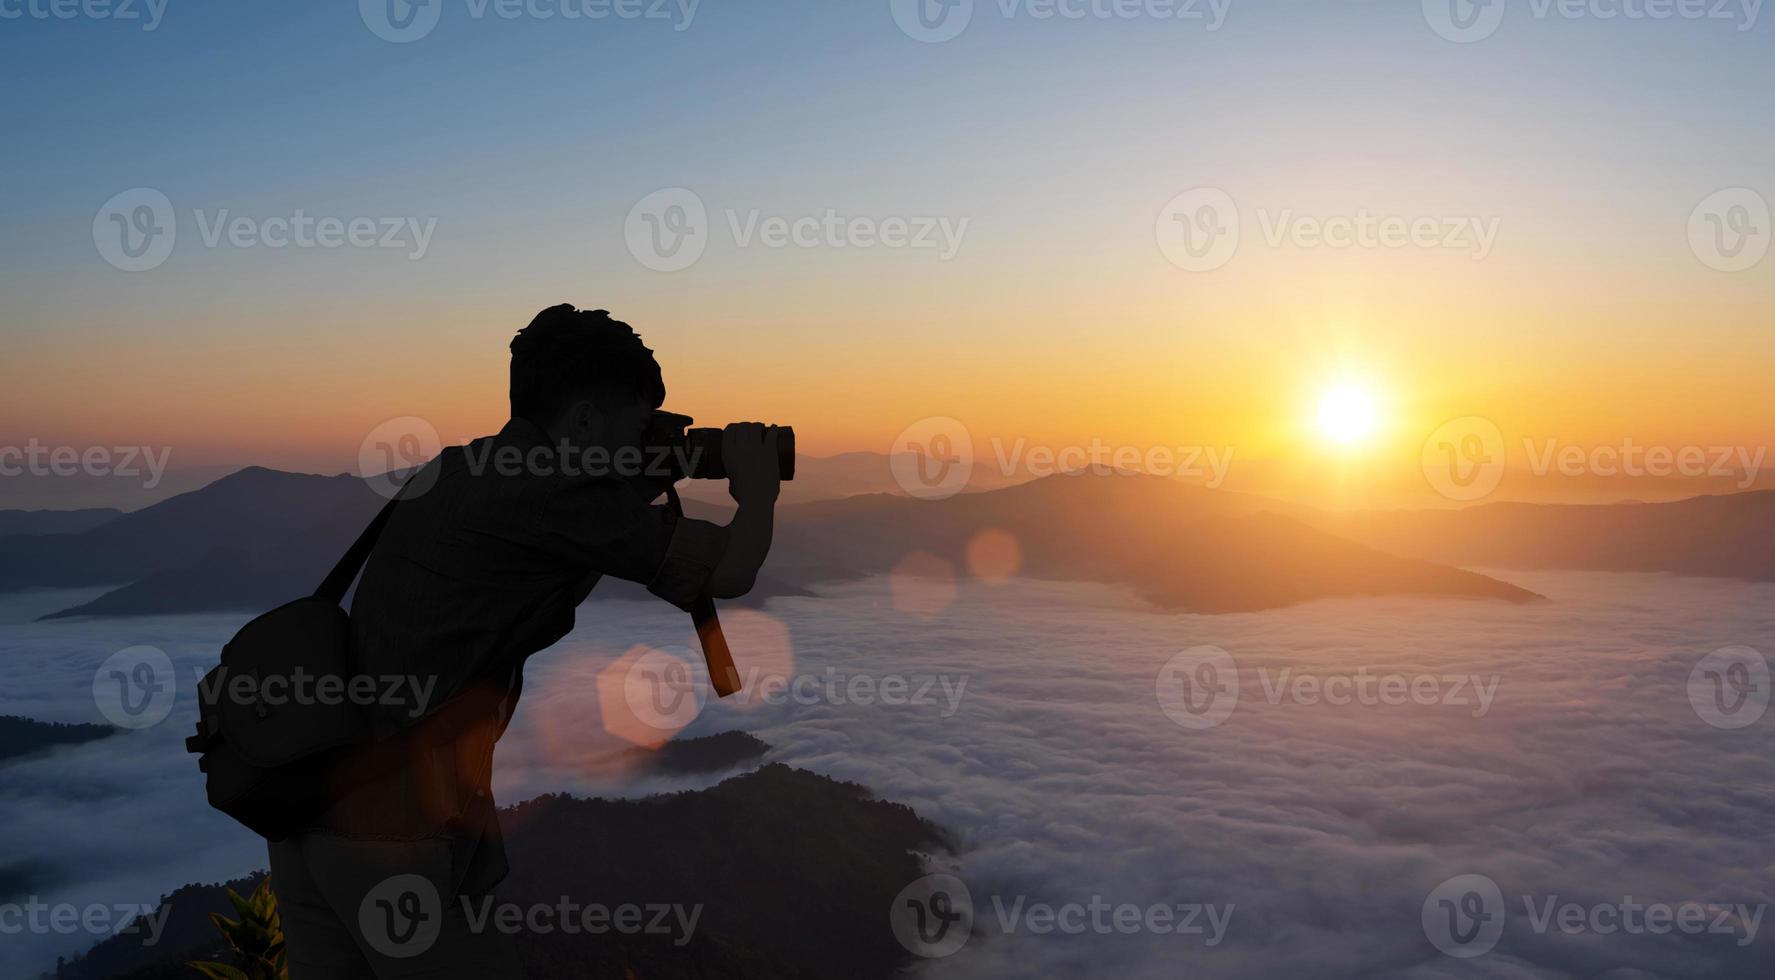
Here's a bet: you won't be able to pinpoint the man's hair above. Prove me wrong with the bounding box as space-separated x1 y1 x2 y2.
509 305 665 423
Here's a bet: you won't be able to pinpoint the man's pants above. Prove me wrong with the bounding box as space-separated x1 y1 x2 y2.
268 831 521 979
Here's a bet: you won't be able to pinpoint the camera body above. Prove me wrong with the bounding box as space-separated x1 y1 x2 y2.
644 411 796 483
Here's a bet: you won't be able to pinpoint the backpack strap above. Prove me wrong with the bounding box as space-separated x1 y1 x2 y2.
315 448 466 603
313 488 404 603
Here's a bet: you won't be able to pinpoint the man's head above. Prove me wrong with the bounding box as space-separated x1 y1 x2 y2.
510 304 664 450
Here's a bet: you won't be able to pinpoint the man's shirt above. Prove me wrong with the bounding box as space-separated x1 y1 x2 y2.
321 417 727 891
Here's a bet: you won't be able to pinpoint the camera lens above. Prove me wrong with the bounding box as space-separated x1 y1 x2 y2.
682 426 795 481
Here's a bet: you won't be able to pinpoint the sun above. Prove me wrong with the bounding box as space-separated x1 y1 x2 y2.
1317 385 1377 445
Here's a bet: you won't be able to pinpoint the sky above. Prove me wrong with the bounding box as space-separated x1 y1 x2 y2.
1 0 1771 505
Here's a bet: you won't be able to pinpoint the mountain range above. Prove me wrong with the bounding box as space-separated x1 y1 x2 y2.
7 454 1772 621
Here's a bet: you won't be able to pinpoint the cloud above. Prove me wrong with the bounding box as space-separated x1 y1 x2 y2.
2 571 1771 978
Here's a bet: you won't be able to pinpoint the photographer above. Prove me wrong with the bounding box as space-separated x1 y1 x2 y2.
267 304 782 979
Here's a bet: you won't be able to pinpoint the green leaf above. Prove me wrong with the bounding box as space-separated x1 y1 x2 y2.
186 960 250 980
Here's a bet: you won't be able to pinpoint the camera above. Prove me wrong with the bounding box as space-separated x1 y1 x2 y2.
644 411 796 482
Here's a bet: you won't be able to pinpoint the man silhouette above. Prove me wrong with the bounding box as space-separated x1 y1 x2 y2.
267 305 782 978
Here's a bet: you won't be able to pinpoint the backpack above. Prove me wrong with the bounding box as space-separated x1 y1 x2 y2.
184 491 402 841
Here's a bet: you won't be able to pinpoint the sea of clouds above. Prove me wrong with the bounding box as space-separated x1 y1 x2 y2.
2 570 1771 978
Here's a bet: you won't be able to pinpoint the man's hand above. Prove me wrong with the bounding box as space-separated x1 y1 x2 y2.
723 422 782 506
707 423 781 599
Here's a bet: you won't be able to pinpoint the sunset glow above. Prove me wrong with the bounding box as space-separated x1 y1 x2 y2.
1317 386 1378 447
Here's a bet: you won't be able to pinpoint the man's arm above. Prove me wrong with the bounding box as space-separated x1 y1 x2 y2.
706 422 782 598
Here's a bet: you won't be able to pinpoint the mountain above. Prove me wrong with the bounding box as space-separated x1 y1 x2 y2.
49 754 946 980
22 467 1545 619
1311 491 1775 580
765 473 1540 611
0 467 385 594
614 729 770 774
0 510 121 536
0 716 117 765
0 466 238 513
